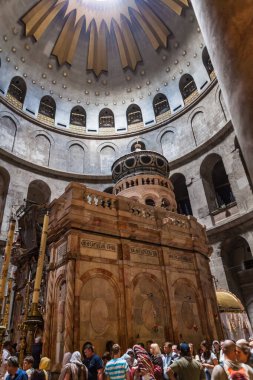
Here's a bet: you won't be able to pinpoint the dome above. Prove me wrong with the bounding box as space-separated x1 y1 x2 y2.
216 291 244 313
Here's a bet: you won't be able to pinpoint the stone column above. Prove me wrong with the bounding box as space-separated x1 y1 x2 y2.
64 260 75 353
191 1 253 181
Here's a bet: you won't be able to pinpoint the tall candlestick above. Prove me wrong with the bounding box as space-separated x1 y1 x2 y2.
32 212 49 306
0 218 16 314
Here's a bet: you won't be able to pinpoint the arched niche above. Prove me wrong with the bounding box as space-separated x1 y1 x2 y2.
99 108 114 128
100 146 116 173
221 236 253 325
70 106 86 127
38 96 56 120
179 74 197 102
145 198 156 207
0 167 10 231
191 111 206 146
153 93 170 117
68 144 85 173
35 134 51 166
132 273 166 343
0 116 17 151
160 130 175 157
202 46 214 78
172 279 203 344
79 276 119 355
27 180 51 205
170 173 192 215
200 153 235 213
126 104 143 125
130 141 146 152
7 76 26 107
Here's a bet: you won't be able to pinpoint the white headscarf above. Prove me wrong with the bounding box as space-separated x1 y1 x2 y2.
70 351 83 366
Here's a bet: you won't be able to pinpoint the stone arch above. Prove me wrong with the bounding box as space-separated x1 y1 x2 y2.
179 74 197 101
126 104 143 125
27 180 51 205
132 272 167 343
200 153 235 213
35 134 51 166
202 46 214 78
191 111 206 146
70 106 86 127
172 278 203 343
221 236 253 325
79 269 121 355
160 130 175 157
130 141 146 152
0 167 10 231
145 197 156 207
68 144 85 173
0 115 17 151
99 108 114 128
170 173 192 215
39 95 56 120
100 145 116 173
153 93 170 116
7 76 26 106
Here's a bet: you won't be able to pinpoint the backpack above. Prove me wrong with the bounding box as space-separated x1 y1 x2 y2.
219 363 249 380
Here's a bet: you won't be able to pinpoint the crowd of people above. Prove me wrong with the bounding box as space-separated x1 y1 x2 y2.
1 338 253 380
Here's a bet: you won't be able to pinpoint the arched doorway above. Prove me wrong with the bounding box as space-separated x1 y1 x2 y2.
170 173 192 215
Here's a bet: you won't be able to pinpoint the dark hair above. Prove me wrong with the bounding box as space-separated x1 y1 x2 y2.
137 343 145 348
7 356 19 368
201 340 212 360
112 344 121 355
146 340 153 345
105 341 115 353
164 342 173 348
31 370 46 380
3 341 12 349
102 352 111 361
83 344 94 352
24 356 34 365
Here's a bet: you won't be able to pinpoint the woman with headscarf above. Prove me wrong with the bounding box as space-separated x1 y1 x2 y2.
133 345 155 380
121 349 137 380
59 351 88 380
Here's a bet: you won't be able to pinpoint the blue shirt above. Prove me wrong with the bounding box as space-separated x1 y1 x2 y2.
6 368 28 380
105 358 129 380
83 354 103 380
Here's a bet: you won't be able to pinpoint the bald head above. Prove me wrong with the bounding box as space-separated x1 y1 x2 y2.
223 340 237 361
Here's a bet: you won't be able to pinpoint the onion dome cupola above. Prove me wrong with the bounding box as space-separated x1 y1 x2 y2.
111 142 177 211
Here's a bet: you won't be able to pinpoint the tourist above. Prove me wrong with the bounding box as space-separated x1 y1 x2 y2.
211 340 253 380
23 356 35 380
200 340 218 380
30 370 45 380
6 356 28 380
105 344 129 380
59 351 88 380
83 344 103 380
39 358 51 380
1 341 12 379
219 342 224 365
149 344 163 380
167 343 205 380
189 343 197 360
31 338 43 369
146 341 153 357
236 339 253 368
133 344 155 380
212 341 221 359
249 338 253 354
102 352 111 368
171 346 179 362
162 342 173 380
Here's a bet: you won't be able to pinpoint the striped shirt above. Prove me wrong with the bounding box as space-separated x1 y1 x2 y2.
105 358 129 380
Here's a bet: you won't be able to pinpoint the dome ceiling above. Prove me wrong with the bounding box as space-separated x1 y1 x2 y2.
22 0 189 76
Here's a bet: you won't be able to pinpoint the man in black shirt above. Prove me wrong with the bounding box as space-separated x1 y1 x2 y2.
83 344 103 380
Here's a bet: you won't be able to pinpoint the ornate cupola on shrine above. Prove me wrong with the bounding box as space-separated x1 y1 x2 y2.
112 143 177 211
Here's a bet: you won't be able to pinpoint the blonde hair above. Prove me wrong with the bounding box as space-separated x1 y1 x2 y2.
150 343 161 356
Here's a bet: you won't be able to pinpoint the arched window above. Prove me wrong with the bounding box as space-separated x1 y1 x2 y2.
179 74 197 101
170 173 192 215
202 47 214 78
39 96 56 120
7 76 26 107
161 198 170 210
126 104 143 125
145 198 155 207
153 94 170 116
200 154 235 213
131 141 146 151
99 108 114 128
70 106 86 127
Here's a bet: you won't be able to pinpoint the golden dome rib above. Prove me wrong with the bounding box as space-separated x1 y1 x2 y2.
21 0 188 76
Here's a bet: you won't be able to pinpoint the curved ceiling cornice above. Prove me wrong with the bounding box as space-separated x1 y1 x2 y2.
22 0 189 76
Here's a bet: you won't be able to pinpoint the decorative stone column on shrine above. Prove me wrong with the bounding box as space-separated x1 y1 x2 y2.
191 0 253 182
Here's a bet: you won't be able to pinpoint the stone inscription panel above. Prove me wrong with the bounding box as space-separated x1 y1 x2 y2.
80 238 118 260
129 245 159 264
164 249 194 269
